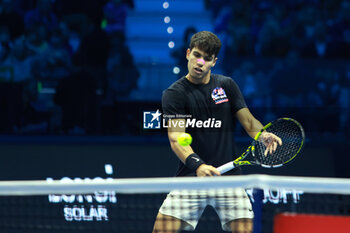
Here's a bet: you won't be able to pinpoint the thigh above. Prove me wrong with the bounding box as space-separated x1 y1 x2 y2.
159 191 208 231
228 218 253 233
213 189 254 231
153 212 184 233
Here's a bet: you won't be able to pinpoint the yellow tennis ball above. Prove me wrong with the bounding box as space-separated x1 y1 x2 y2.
177 133 192 146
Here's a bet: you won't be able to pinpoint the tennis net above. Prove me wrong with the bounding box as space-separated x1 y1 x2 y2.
0 175 350 233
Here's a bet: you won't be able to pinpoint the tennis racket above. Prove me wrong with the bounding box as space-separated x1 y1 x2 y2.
217 118 305 174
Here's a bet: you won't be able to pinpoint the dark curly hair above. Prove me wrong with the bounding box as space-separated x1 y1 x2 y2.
189 31 222 58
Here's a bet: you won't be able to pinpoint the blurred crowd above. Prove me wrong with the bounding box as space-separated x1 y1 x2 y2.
0 0 349 137
0 0 139 134
202 0 350 136
206 0 350 62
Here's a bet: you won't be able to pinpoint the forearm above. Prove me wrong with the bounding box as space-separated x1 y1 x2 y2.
168 130 220 176
245 117 264 139
168 132 195 163
236 108 264 139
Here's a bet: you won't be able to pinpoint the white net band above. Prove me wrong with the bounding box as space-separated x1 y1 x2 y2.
1 174 350 195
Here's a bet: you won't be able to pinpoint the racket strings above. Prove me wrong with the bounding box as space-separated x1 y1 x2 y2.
254 119 304 166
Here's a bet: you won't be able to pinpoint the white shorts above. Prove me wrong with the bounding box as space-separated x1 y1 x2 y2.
159 188 254 231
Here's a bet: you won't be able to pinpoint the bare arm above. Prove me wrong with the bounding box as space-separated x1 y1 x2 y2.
236 108 264 138
167 119 194 163
167 119 220 176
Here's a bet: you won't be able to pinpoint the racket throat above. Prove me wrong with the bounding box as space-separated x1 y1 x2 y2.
235 161 255 166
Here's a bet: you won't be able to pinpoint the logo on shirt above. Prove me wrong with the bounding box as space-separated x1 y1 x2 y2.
143 110 162 129
211 87 229 104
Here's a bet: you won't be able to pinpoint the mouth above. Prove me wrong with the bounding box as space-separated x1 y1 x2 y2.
194 67 203 74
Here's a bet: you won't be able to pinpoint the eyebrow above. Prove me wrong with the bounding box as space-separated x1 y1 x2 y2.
193 51 214 60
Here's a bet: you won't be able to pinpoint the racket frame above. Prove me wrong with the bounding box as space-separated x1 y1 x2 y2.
217 118 305 174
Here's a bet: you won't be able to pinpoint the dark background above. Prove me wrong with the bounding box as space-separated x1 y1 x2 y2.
0 0 350 232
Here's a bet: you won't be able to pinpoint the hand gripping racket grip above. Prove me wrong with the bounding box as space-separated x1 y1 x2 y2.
217 162 235 174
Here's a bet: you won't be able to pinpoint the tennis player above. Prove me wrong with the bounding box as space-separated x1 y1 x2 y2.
152 31 281 233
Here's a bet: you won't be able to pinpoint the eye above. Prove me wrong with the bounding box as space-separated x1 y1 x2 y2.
204 56 213 62
193 52 201 58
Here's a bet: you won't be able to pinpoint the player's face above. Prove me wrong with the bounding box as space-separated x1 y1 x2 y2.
186 48 217 83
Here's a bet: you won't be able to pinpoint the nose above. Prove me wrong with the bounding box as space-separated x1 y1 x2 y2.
197 58 205 66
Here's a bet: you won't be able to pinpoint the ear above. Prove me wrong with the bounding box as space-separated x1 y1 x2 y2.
186 48 191 60
211 57 218 67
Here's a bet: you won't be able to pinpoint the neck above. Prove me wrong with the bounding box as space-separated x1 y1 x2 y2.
186 71 211 85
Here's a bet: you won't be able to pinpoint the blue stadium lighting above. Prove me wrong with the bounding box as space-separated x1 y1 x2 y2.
164 16 171 23
173 66 180 74
163 2 169 9
168 41 175 48
167 26 174 34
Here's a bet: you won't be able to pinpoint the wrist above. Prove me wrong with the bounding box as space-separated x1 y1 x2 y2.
185 153 205 171
256 130 266 141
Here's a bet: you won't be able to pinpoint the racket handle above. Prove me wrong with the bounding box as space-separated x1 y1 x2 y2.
216 161 235 174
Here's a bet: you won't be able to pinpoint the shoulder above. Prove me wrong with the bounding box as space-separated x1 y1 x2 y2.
163 77 188 95
212 73 238 86
162 77 188 101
